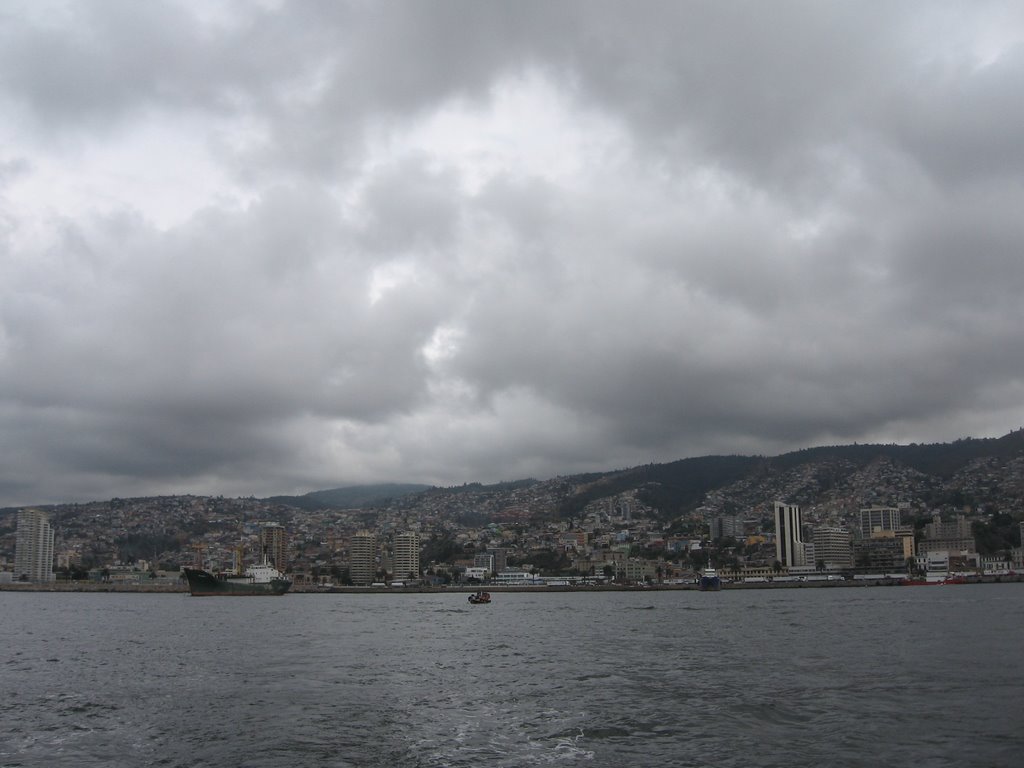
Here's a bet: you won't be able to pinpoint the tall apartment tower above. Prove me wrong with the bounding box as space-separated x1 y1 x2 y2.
712 514 742 540
392 532 421 581
15 509 55 582
259 523 288 571
859 507 902 538
350 530 377 585
773 502 806 568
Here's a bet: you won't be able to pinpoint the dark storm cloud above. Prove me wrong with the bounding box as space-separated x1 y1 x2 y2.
2 1 1024 505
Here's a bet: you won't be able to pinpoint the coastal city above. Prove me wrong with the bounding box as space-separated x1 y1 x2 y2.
4 444 1024 591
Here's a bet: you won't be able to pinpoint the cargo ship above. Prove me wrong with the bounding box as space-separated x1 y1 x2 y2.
183 557 292 596
699 567 722 592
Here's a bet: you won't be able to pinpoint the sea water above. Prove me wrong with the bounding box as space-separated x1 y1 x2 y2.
2 585 1023 767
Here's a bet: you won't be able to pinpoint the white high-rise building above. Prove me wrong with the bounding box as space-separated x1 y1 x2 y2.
773 502 806 568
15 509 55 582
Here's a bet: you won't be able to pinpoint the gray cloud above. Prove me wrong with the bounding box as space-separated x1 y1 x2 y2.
2 1 1024 505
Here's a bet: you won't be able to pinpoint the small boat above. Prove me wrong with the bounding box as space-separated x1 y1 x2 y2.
698 567 721 592
183 555 292 596
468 591 491 604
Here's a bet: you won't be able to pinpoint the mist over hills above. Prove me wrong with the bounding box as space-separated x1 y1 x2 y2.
264 484 433 512
558 429 1024 520
4 430 1024 520
261 430 1024 520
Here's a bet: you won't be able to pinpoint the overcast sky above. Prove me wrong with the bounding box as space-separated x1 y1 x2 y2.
3 1 1024 506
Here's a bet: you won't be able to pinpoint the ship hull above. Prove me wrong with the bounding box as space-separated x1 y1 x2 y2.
699 576 722 592
183 567 291 596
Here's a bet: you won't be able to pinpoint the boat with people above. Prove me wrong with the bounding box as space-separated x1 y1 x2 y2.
467 591 491 604
183 556 292 596
699 567 722 592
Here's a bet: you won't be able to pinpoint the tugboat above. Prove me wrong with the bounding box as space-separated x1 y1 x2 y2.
183 554 292 596
698 567 722 592
467 591 491 604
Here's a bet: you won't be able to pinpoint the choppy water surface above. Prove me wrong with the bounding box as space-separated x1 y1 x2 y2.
3 585 1023 767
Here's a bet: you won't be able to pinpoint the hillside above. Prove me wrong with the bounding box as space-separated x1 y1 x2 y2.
264 483 432 511
4 431 1024 573
5 430 1024 529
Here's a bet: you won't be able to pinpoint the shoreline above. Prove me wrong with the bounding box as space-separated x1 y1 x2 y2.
2 574 1022 594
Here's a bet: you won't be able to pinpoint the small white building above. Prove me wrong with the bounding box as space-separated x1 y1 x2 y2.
494 570 543 585
463 566 490 582
922 551 949 573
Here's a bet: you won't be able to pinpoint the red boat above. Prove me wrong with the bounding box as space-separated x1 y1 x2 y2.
902 577 967 586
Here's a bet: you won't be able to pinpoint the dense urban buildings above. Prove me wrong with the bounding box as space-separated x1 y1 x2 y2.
3 436 1021 587
14 508 55 583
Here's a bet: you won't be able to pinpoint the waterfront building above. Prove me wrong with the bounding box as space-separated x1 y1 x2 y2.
811 526 853 569
854 535 908 572
494 569 542 585
1012 545 1024 571
887 527 916 560
463 566 490 582
918 514 976 555
392 531 421 582
923 551 950 574
773 502 806 568
350 530 377 585
15 508 55 583
981 553 1013 574
259 523 288 571
858 507 902 538
620 558 656 583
